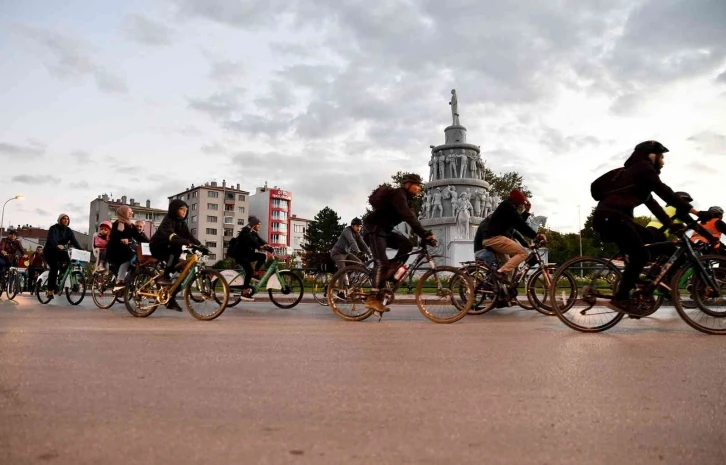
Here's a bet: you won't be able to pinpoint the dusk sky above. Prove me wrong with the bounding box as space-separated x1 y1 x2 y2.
2 0 725 233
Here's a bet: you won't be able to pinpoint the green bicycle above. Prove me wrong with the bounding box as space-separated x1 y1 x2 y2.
35 248 87 305
218 254 304 309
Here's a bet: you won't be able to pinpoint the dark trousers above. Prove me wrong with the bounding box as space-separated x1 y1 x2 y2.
363 228 413 289
45 248 68 292
150 244 184 301
238 252 266 289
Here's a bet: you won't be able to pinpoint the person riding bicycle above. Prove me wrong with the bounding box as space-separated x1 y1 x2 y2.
27 246 45 291
592 140 708 316
233 216 274 302
480 190 545 283
108 206 148 293
150 199 202 311
43 214 82 299
330 217 372 298
691 206 726 252
0 228 24 275
94 220 112 270
363 173 436 313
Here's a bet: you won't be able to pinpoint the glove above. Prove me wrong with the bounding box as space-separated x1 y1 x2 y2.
697 211 713 222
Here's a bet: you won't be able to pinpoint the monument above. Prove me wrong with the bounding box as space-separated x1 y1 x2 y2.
418 89 492 266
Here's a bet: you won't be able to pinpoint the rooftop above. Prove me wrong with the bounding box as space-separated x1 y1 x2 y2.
170 180 250 198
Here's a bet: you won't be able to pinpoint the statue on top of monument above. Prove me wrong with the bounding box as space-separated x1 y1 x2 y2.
449 89 460 126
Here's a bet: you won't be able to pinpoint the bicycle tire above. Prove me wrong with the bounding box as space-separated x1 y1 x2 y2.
65 270 86 305
416 266 473 324
461 264 496 315
312 272 330 306
327 264 375 321
548 256 625 332
185 269 229 320
91 271 117 309
526 268 577 316
35 278 52 304
6 270 18 300
214 271 243 308
124 268 160 317
269 270 304 309
671 255 726 335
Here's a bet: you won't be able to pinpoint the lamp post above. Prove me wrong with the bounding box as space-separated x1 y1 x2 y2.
578 204 583 257
1 195 24 238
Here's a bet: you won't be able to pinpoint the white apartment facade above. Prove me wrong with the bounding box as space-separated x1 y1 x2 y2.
89 194 166 238
289 215 312 257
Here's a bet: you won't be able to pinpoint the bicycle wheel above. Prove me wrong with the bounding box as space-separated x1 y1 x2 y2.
35 277 52 304
91 271 117 309
671 255 726 334
6 270 18 300
312 272 330 306
416 266 473 324
461 265 496 315
124 268 160 317
526 267 577 316
549 256 625 332
269 270 304 309
64 270 86 305
327 265 376 321
185 269 229 320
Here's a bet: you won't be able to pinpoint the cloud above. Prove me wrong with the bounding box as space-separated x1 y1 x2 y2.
12 175 61 184
200 142 227 154
187 87 246 119
0 141 45 158
70 150 91 163
35 208 50 216
688 131 726 155
718 71 726 83
11 23 127 94
70 181 90 189
171 0 286 29
121 14 173 46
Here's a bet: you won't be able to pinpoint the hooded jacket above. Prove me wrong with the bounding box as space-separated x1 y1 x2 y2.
44 214 82 253
596 152 692 226
107 219 148 265
150 199 201 250
363 187 430 238
483 199 536 241
235 225 268 258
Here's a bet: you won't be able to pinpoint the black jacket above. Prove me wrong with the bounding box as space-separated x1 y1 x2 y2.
596 152 692 226
44 224 81 253
150 199 201 250
107 220 147 265
236 226 268 258
364 187 430 238
484 200 536 240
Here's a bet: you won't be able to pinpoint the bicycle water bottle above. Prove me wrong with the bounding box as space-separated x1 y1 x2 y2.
394 265 409 281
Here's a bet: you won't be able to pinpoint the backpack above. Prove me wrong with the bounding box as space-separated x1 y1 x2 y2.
226 237 238 259
590 167 632 201
368 185 396 209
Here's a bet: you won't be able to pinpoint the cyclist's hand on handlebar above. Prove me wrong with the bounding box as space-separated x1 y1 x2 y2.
535 233 547 244
57 245 65 250
697 210 713 222
670 223 687 236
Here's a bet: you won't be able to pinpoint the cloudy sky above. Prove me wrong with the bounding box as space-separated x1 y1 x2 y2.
1 0 725 234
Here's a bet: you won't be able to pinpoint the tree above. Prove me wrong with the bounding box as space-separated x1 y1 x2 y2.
481 167 533 200
301 207 345 269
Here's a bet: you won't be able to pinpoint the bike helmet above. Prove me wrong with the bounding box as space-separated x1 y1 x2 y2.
634 140 669 154
708 206 724 217
400 173 423 185
675 191 693 203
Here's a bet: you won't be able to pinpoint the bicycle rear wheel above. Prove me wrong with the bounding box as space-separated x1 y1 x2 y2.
269 270 304 309
672 255 726 334
124 268 160 317
549 257 625 332
327 265 375 321
312 272 330 306
526 267 577 316
416 266 473 324
461 265 496 315
185 269 229 320
91 271 117 309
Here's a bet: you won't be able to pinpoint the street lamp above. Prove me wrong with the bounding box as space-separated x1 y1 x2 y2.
577 204 583 257
1 195 24 238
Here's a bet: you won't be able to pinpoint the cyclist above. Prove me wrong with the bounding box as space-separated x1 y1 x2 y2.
591 140 708 316
0 228 24 275
43 214 82 300
363 173 436 313
108 206 148 293
150 199 202 311
233 216 273 302
480 190 545 283
93 220 112 270
691 206 726 252
330 217 371 297
134 221 150 242
27 246 45 291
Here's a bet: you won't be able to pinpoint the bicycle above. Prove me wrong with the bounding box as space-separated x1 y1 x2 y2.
314 255 374 306
548 218 726 334
217 253 304 309
124 244 230 320
0 256 22 300
91 244 151 309
326 240 475 323
35 248 88 305
460 239 577 316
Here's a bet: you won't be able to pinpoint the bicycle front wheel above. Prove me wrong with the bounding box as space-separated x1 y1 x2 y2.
312 272 330 306
416 266 473 324
672 255 726 335
35 278 52 304
6 270 19 300
185 269 229 320
549 257 624 332
91 271 117 309
65 270 86 305
327 265 375 321
526 267 577 316
269 270 304 309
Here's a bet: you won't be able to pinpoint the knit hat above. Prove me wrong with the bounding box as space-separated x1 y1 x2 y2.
248 216 261 226
508 189 527 206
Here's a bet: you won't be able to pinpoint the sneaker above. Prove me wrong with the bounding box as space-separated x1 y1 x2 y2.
45 290 55 300
166 299 183 312
493 271 510 285
113 283 125 293
336 290 347 300
365 295 390 313
607 299 647 317
239 290 255 302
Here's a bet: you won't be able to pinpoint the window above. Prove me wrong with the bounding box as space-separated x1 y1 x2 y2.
191 203 197 210
237 219 244 225
187 193 190 199
207 215 218 223
206 241 217 248
293 224 305 233
208 191 219 198
223 228 234 237
206 228 217 235
146 213 153 220
271 222 287 232
192 191 199 198
191 215 197 223
224 205 234 212
224 216 234 224
208 253 216 260
191 228 197 236
207 203 219 210
238 194 246 201
271 211 288 221
238 206 245 214
225 193 235 200
223 240 230 248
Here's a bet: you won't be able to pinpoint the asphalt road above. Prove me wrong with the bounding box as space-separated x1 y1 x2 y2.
1 293 725 465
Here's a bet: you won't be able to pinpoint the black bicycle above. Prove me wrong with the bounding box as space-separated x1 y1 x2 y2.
0 255 22 300
325 240 474 323
548 217 726 334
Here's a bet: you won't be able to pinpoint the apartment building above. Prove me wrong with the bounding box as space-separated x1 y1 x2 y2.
88 194 166 238
248 183 292 256
289 214 312 257
169 180 250 262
